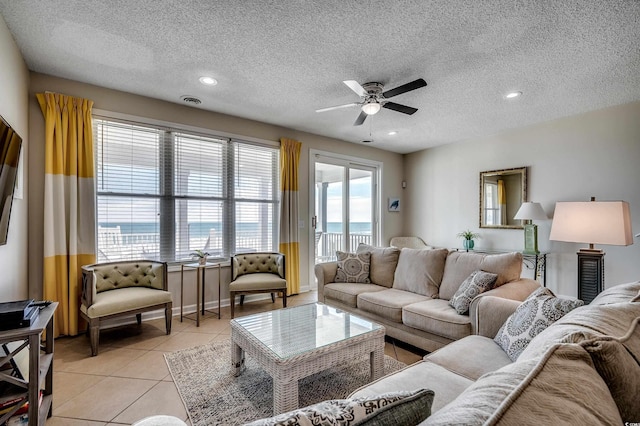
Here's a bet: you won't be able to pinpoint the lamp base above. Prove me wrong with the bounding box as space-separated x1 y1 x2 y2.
577 251 604 304
522 224 539 255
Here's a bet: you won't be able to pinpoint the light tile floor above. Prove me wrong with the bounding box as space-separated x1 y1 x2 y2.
48 292 424 425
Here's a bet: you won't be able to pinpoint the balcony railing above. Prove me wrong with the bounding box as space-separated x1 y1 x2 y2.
315 231 371 263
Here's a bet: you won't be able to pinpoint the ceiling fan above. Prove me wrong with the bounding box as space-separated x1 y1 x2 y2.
316 78 427 126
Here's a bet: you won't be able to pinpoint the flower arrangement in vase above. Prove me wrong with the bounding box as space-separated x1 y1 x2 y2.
456 230 481 251
190 249 211 265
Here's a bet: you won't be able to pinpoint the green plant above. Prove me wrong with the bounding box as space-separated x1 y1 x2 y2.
456 230 481 240
190 249 210 259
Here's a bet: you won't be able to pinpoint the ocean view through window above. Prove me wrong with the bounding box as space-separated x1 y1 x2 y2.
94 117 280 263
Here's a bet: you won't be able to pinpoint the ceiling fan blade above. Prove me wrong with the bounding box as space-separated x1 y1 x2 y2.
382 78 427 99
383 102 418 115
316 103 359 113
343 80 367 97
354 111 368 126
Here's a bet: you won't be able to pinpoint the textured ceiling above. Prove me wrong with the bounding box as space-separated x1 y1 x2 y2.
1 0 639 153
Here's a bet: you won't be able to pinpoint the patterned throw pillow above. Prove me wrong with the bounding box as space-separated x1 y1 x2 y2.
245 389 434 426
449 270 498 315
335 251 371 283
494 286 584 361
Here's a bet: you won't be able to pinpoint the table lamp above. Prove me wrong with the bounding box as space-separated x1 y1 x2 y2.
514 202 547 254
549 197 633 303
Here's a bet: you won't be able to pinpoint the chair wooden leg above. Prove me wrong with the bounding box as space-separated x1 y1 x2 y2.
165 302 172 335
136 313 142 325
271 292 275 303
282 290 287 308
240 295 245 306
230 292 236 319
89 319 100 356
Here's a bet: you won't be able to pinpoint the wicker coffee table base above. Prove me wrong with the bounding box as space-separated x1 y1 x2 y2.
231 323 385 415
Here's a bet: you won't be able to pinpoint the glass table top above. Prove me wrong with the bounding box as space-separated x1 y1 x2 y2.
231 303 383 359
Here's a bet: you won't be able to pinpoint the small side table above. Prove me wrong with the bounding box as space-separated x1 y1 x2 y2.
180 262 221 326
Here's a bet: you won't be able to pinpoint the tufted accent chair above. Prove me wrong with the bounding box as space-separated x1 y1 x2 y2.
80 260 172 356
229 252 287 318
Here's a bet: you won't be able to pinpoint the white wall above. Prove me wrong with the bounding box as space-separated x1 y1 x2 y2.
0 15 29 301
27 73 404 304
404 101 640 297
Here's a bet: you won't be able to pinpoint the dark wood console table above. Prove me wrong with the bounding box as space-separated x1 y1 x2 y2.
0 302 57 425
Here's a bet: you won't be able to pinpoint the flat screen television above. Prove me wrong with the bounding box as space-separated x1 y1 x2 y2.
0 116 22 245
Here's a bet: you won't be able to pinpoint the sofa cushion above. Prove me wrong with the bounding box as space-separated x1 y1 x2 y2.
578 317 640 422
519 296 640 361
423 343 623 426
439 252 522 300
392 248 448 298
350 360 474 414
335 251 371 283
425 335 512 381
494 287 584 361
93 262 165 292
357 243 401 288
81 286 172 318
591 280 640 305
228 273 287 291
357 289 431 323
324 283 387 307
246 389 434 426
402 299 472 341
449 270 498 315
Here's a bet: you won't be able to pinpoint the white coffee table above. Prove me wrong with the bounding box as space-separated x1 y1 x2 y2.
230 303 385 414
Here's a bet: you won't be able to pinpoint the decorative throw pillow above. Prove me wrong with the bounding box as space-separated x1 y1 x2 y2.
494 287 584 361
335 251 371 283
449 270 498 315
244 389 434 426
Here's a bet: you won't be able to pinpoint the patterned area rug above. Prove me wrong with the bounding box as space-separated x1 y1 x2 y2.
164 340 406 426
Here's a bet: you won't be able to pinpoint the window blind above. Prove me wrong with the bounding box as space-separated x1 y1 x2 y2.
94 117 279 263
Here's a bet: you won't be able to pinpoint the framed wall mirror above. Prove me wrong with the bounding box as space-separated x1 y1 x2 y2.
479 167 527 229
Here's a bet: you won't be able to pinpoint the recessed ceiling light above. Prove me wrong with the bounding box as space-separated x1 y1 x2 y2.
388 131 398 136
199 76 218 86
505 91 522 99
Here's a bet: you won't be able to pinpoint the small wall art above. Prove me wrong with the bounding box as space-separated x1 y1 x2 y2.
388 197 400 212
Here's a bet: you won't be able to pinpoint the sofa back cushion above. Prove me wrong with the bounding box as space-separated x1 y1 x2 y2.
93 262 165 292
578 317 640 423
357 243 401 288
439 252 523 300
393 248 448 298
232 253 285 280
424 343 623 426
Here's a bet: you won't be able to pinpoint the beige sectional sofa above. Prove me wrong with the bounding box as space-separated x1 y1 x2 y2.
349 280 640 424
315 245 540 352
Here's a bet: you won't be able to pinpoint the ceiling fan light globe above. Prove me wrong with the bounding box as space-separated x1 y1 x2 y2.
362 102 381 115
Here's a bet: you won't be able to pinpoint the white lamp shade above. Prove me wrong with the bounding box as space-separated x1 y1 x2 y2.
514 202 547 220
549 201 633 246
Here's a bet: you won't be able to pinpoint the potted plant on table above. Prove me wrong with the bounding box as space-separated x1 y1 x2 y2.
456 230 481 251
190 249 211 265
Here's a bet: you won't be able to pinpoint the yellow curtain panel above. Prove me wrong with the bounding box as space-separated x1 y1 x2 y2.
279 138 301 296
37 92 96 337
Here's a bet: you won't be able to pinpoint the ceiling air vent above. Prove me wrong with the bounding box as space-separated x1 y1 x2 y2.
361 139 373 144
180 95 202 105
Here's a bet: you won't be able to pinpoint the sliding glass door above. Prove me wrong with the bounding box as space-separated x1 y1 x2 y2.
310 152 379 288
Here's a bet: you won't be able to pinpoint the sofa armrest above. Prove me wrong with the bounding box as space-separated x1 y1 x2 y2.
314 262 337 302
469 278 541 337
470 296 521 338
